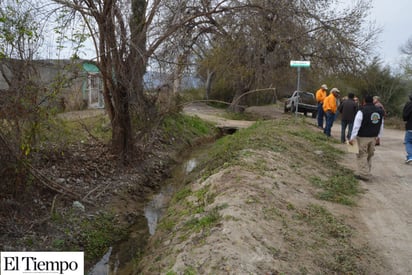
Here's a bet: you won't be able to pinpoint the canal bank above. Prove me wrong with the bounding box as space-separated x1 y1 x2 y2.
134 116 391 274
89 142 219 274
86 103 260 273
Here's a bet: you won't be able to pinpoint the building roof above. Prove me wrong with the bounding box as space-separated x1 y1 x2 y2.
82 62 100 73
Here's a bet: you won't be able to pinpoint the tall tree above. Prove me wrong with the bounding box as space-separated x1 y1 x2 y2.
400 37 412 78
349 57 407 116
48 0 378 160
50 0 240 162
197 0 378 103
0 0 44 149
0 0 56 194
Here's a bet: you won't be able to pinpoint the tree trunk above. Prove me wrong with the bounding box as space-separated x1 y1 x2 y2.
205 69 215 100
110 86 133 161
229 89 245 112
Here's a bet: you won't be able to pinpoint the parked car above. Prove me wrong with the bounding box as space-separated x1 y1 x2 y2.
284 91 318 118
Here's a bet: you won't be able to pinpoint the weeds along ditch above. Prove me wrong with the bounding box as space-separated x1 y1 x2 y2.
0 110 218 272
134 117 373 274
22 109 364 274
98 117 364 274
89 141 219 274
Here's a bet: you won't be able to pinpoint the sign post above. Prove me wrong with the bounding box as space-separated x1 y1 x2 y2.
290 60 310 116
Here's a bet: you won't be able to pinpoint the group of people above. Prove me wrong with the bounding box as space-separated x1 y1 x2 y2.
315 84 412 181
315 84 385 144
315 84 341 137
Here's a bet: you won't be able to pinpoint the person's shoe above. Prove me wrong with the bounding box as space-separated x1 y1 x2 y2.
405 158 412 164
355 175 370 181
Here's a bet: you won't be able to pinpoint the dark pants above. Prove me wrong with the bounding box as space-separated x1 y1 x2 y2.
405 130 412 161
324 112 335 137
341 120 354 143
317 103 325 128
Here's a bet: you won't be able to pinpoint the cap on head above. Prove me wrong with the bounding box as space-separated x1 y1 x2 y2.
365 95 373 103
321 84 328 90
373 96 380 101
330 88 340 95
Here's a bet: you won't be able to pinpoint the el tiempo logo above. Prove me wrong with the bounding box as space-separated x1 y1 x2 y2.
1 251 84 275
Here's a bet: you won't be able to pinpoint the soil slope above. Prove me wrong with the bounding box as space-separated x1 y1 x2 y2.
340 127 412 275
136 103 411 274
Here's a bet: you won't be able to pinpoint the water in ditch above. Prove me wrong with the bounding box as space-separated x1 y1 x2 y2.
88 145 209 274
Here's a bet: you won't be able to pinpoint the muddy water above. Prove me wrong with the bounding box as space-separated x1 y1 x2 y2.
88 145 209 274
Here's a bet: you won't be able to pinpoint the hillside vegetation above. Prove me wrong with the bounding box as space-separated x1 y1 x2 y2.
1 105 392 274
136 114 390 274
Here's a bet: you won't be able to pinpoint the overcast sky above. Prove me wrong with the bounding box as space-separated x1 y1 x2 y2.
370 0 412 68
51 0 412 70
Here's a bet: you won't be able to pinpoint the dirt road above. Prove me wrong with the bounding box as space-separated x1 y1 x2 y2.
185 103 412 274
339 126 412 275
183 103 255 129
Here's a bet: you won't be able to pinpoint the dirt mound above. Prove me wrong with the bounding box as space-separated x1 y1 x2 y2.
136 106 394 274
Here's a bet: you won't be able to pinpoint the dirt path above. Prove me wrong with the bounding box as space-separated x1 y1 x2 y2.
338 126 412 275
185 103 412 274
183 103 255 129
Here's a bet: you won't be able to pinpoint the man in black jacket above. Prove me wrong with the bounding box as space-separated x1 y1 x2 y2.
338 93 358 143
402 94 412 164
349 95 384 180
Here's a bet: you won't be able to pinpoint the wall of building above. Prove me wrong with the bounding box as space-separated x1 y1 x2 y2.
0 59 90 112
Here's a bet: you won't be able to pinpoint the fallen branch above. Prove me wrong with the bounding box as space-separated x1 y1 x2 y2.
0 130 94 205
25 162 95 205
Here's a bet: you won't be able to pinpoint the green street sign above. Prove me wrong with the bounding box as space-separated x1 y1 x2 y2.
290 60 311 68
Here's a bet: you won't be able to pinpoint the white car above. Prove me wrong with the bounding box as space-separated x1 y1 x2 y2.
284 91 318 118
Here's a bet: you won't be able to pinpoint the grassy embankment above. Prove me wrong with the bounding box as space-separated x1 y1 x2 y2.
136 112 383 274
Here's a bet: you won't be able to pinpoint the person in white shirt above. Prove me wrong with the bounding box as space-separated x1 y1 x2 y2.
349 95 384 181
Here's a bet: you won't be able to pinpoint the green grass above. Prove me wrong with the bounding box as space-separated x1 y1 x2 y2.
183 207 221 233
77 212 126 261
49 210 126 261
192 118 347 182
221 109 257 121
37 114 111 150
163 114 215 136
310 169 360 205
295 204 352 239
290 204 369 273
137 113 366 273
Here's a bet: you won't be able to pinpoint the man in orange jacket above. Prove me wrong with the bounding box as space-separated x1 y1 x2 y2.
315 84 328 129
322 88 340 137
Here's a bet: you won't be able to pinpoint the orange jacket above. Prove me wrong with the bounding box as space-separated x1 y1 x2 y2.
315 88 327 103
323 93 338 113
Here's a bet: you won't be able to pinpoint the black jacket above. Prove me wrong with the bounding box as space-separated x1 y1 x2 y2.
358 103 384 137
403 100 412 130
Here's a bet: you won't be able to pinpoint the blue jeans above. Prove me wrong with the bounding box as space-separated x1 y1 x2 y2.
317 103 325 128
341 120 353 143
405 130 412 160
324 112 335 137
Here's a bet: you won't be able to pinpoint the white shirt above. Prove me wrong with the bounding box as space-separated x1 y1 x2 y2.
350 110 384 141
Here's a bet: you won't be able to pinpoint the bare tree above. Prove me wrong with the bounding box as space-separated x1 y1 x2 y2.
44 0 378 160
197 0 379 105
48 0 242 162
399 37 412 78
0 0 58 195
400 37 412 56
0 0 45 148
